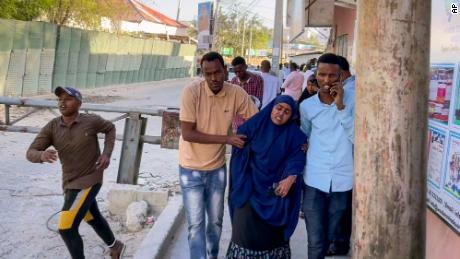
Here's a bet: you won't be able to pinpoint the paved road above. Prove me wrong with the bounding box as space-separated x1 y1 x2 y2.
144 79 351 259
163 202 350 259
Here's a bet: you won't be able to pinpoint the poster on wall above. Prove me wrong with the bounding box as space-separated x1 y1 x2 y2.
428 127 447 187
445 133 460 200
427 0 460 235
427 62 460 234
429 64 455 125
430 1 460 63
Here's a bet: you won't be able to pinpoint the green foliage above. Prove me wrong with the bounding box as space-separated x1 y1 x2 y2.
45 0 109 28
0 0 116 29
215 5 271 57
0 0 52 21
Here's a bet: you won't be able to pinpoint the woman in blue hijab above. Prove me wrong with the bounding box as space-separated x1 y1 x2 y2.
226 95 307 259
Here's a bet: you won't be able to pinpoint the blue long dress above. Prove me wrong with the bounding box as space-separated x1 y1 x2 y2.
226 95 307 259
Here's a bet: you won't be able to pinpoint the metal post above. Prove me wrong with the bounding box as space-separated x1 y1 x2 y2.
248 24 253 65
176 0 182 21
241 18 246 57
211 0 220 51
4 105 10 125
353 1 430 258
117 113 145 184
272 0 283 75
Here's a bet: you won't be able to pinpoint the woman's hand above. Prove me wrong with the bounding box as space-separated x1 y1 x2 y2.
301 143 308 153
275 175 297 198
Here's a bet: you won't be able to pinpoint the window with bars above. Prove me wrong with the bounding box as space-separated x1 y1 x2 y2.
336 34 348 58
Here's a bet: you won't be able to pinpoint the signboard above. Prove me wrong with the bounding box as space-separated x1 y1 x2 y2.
197 2 213 50
245 49 269 57
427 0 460 235
221 47 233 56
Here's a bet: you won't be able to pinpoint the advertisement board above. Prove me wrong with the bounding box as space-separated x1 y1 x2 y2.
427 0 460 234
197 2 212 50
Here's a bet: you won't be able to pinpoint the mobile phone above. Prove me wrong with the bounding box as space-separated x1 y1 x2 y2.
330 78 341 97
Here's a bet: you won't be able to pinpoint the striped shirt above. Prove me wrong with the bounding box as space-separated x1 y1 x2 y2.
231 73 264 131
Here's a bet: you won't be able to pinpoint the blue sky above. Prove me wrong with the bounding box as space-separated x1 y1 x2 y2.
145 0 277 28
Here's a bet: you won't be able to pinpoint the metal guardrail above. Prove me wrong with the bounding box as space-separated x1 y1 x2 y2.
0 96 181 185
0 96 168 119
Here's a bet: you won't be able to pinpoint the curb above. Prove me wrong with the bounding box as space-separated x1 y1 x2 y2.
133 195 184 259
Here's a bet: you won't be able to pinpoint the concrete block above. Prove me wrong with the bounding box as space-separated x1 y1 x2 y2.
107 184 169 218
134 195 184 259
126 200 148 232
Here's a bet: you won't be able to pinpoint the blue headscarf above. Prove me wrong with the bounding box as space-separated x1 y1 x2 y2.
229 95 307 240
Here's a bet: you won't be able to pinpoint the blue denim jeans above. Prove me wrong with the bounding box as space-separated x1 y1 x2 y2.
302 184 351 259
179 165 227 259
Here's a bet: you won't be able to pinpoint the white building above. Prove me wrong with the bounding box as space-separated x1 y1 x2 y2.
102 0 189 41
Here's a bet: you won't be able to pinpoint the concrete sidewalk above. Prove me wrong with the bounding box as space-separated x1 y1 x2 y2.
163 204 350 259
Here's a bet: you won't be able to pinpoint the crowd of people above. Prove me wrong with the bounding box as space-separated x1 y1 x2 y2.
25 50 355 259
179 51 356 259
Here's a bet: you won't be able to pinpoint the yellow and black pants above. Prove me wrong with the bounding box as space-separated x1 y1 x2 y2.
58 183 115 259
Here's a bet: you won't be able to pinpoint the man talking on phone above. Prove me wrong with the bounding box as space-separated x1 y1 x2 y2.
299 53 355 259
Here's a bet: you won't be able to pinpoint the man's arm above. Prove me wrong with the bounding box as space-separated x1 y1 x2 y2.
94 115 116 170
95 115 116 156
300 103 312 137
236 91 258 121
337 101 354 143
281 73 293 92
26 122 54 163
256 75 264 103
181 121 246 148
331 85 354 143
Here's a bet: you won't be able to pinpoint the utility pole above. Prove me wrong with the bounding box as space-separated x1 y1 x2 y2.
353 1 430 258
271 0 283 74
211 0 220 51
241 18 246 57
176 0 182 21
248 24 253 65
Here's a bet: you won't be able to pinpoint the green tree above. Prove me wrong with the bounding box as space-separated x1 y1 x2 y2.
215 5 271 57
0 0 52 21
0 0 120 30
45 0 111 29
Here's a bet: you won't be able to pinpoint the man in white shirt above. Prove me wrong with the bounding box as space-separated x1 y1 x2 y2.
282 62 291 82
260 60 281 109
300 53 355 259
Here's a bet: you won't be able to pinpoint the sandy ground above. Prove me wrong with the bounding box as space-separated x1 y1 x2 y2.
0 78 192 258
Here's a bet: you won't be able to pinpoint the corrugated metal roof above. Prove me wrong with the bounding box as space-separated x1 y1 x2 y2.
127 0 186 28
102 0 186 28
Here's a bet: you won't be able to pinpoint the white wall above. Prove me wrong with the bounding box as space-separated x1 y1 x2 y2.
290 53 322 65
121 21 187 36
101 18 187 37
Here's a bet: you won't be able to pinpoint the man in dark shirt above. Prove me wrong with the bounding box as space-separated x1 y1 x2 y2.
26 87 125 259
230 56 264 131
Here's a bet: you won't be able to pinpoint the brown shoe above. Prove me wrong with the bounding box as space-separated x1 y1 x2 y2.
110 240 126 259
